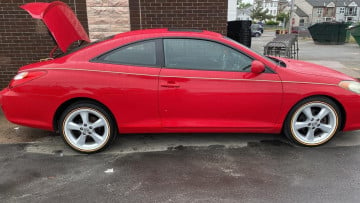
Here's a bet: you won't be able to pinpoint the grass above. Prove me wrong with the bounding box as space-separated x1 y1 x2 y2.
348 35 357 44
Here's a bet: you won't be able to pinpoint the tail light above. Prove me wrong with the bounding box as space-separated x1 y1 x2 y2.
9 71 47 88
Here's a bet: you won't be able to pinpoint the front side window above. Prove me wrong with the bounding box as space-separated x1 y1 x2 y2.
100 40 157 66
164 39 253 72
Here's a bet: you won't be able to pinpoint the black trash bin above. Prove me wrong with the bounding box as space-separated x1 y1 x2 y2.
308 22 347 44
227 20 252 47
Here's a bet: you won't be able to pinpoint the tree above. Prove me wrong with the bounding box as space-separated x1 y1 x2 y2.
250 4 273 21
276 12 290 25
237 0 252 9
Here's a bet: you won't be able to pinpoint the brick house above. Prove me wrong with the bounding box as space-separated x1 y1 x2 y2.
0 0 227 88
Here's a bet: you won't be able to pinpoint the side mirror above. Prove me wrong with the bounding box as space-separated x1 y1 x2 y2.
251 60 265 74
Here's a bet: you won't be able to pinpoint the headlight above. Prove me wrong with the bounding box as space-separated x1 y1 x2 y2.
339 81 360 94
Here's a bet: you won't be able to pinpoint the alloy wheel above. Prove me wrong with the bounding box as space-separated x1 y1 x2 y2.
290 102 338 145
62 107 111 152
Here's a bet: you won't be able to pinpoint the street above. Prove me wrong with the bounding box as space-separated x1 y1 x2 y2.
1 30 360 202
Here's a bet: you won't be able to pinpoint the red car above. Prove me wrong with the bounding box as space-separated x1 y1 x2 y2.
1 2 360 153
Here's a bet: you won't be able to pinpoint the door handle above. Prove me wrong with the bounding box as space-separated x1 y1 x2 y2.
161 81 180 88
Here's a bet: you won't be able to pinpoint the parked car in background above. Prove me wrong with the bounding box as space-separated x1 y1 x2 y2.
1 2 360 153
251 23 264 33
251 23 263 37
251 29 262 37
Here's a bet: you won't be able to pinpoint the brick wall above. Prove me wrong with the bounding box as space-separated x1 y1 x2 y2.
129 0 228 35
0 0 88 89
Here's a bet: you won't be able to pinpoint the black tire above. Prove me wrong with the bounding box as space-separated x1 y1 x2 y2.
59 101 116 153
284 96 341 146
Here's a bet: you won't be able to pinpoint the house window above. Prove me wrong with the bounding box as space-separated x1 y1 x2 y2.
317 8 323 17
346 7 357 16
340 7 345 14
299 19 305 26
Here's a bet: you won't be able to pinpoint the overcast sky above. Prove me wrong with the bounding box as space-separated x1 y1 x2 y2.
242 0 254 4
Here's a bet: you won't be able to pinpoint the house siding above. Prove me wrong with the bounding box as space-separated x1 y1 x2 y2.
295 0 313 24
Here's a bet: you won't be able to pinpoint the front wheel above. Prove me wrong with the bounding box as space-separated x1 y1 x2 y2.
284 97 341 146
59 102 116 153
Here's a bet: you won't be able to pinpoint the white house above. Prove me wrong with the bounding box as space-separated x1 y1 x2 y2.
228 0 238 21
254 0 280 17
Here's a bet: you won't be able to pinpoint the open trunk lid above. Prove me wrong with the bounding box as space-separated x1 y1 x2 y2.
20 1 90 53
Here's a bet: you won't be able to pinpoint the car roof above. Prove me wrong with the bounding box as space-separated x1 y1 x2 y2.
112 28 223 39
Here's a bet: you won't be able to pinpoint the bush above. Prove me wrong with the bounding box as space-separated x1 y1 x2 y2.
266 20 279 25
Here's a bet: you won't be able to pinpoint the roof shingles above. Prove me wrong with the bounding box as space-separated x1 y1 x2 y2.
305 0 360 7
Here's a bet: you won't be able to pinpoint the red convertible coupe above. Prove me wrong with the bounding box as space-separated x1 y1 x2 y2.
1 2 360 153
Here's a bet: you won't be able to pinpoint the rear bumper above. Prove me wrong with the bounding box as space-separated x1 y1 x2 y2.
0 87 53 130
0 88 8 109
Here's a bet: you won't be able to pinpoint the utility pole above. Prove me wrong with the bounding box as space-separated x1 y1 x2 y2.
288 0 294 33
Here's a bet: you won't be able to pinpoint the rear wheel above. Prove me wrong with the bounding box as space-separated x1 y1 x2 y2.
284 97 341 146
59 102 116 153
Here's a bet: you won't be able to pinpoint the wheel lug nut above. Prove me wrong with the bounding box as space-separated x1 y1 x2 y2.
80 128 83 130
311 118 314 121
84 124 87 127
89 126 92 129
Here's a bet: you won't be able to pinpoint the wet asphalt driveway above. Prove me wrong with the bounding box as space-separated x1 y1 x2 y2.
1 31 360 202
2 133 360 202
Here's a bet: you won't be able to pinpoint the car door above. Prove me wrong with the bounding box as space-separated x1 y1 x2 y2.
93 39 162 131
159 38 283 130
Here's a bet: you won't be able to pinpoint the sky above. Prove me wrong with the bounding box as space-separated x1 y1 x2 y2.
242 0 254 4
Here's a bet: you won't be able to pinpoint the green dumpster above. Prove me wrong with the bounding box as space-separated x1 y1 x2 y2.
308 22 347 44
348 24 360 46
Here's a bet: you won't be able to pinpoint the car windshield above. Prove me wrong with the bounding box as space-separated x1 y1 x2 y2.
223 36 285 67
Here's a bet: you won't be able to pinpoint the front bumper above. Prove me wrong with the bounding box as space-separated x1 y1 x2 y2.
342 94 360 131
